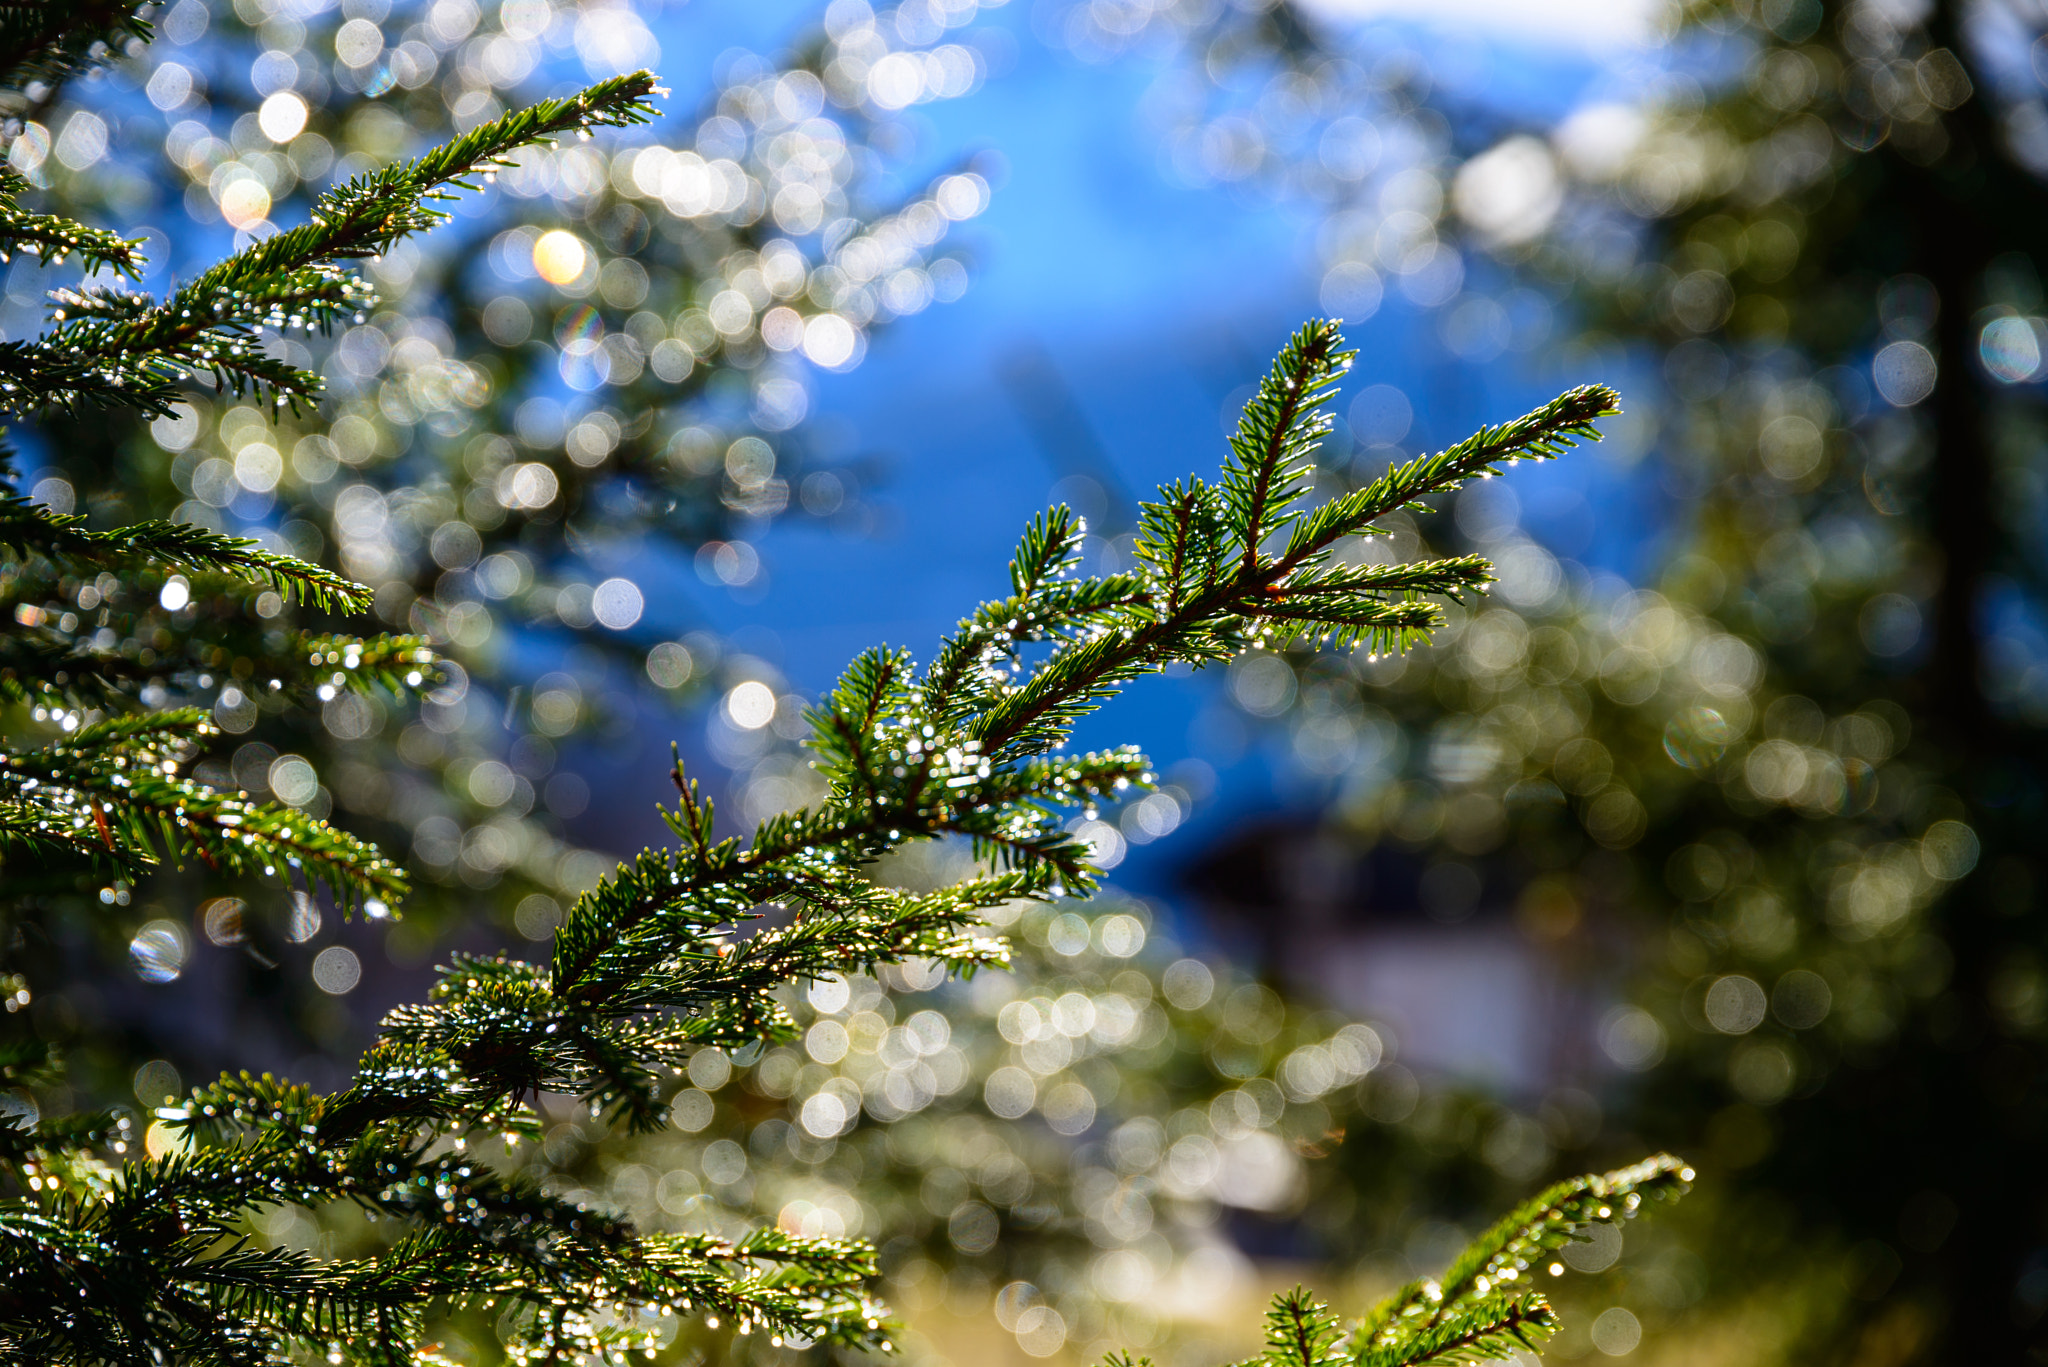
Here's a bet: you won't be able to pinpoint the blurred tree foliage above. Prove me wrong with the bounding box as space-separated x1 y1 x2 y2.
1074 0 2048 1360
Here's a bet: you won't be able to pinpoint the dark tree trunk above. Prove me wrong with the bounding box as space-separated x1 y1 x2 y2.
1900 5 2048 1358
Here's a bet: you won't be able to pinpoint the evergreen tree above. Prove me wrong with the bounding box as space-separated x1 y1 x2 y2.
0 71 1689 1347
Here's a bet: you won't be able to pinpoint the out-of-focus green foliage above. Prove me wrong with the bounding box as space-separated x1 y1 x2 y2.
1110 0 2048 1362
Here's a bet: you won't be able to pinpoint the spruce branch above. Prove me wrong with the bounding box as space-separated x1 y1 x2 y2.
1 71 660 416
524 318 1615 1088
0 488 375 611
0 169 146 278
1282 383 1619 566
1346 1155 1692 1366
1213 1158 1690 1367
1432 1153 1692 1313
0 710 408 907
1247 1286 1346 1367
0 532 434 706
1222 322 1347 575
1351 1294 1559 1367
203 70 660 284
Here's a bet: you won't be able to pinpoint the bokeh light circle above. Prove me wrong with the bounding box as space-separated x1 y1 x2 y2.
258 91 307 143
725 680 776 730
312 946 362 995
532 230 588 286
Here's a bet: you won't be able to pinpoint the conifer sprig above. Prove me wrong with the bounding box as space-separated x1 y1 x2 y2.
4 70 659 416
1283 383 1617 563
0 169 145 277
0 68 648 921
0 710 409 906
1105 1157 1692 1367
0 617 433 712
1431 1152 1691 1313
0 488 374 611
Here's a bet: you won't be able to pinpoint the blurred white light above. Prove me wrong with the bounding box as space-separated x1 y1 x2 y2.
146 62 193 111
29 477 72 515
287 894 322 943
312 946 361 995
760 305 804 351
1072 819 1125 869
201 898 246 947
726 680 777 730
1599 1004 1665 1069
809 975 851 1014
1015 1306 1068 1357
1703 975 1767 1034
802 313 858 367
708 289 753 336
867 53 924 109
335 17 384 67
1980 316 2042 383
800 1092 850 1137
8 123 48 177
935 172 988 220
130 920 190 983
645 642 694 688
151 403 200 451
1161 958 1214 1009
54 111 107 171
670 1088 714 1131
575 6 657 79
259 92 308 143
984 1066 1036 1119
1453 136 1561 245
1554 102 1647 180
592 577 644 629
268 755 318 807
532 230 587 286
1320 261 1383 322
699 540 761 586
1096 913 1147 957
234 443 283 492
1592 1307 1643 1356
468 760 515 807
219 178 271 229
1874 340 1937 406
503 462 559 509
159 577 190 611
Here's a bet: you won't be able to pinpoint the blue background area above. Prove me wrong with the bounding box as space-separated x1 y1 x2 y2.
574 2 1674 896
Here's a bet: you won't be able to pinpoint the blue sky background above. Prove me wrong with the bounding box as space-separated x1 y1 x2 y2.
576 0 1673 895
